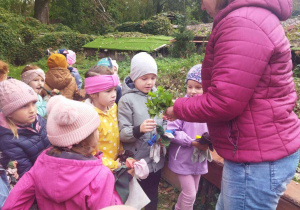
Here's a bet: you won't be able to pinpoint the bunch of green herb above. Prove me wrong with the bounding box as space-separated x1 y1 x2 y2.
146 86 173 118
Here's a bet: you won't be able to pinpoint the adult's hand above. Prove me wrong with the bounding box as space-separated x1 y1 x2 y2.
191 141 209 151
163 106 177 121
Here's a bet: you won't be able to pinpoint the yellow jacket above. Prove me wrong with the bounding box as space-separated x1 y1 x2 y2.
94 103 123 170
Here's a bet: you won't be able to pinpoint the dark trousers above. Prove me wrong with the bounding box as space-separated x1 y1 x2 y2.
138 169 162 210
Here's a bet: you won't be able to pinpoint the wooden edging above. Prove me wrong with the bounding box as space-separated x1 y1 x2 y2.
162 151 300 210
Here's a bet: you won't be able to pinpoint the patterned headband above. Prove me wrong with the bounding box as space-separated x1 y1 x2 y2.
21 69 45 85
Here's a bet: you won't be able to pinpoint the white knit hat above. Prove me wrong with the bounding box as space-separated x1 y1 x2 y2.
130 52 157 81
46 95 100 147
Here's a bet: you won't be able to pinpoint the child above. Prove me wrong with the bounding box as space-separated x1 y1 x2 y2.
167 64 209 210
2 95 122 209
0 79 50 179
42 54 80 100
84 63 123 170
21 65 47 117
97 58 122 104
66 50 83 90
0 60 10 208
0 60 9 82
118 52 165 210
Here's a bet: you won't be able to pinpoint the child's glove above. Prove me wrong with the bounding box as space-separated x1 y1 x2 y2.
195 132 214 151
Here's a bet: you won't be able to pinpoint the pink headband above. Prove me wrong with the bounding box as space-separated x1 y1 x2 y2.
85 74 120 94
21 69 45 85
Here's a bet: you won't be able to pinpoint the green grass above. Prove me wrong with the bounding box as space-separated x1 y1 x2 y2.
83 36 173 52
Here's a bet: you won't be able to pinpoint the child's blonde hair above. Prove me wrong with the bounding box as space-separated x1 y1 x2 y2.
5 117 19 139
0 60 9 81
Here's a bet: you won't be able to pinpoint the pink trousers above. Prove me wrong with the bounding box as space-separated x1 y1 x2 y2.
175 174 201 210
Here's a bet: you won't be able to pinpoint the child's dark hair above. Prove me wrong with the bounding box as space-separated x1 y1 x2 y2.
21 64 40 74
85 65 113 78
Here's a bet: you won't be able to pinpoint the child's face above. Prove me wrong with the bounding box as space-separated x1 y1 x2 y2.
134 74 157 94
8 101 37 125
92 87 117 111
28 75 45 95
187 80 203 97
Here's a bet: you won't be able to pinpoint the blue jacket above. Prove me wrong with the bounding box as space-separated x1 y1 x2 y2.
0 113 50 177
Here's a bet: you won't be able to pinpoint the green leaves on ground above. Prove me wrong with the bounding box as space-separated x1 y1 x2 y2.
146 86 173 118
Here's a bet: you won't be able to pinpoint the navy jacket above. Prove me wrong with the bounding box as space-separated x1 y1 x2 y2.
0 113 50 177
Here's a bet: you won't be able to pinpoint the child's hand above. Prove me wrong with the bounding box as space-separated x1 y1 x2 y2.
140 119 156 133
191 141 209 151
51 89 60 96
116 158 122 168
163 106 177 121
127 168 135 177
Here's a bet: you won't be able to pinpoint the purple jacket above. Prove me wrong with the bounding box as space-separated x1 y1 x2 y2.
3 149 122 210
173 0 300 163
167 119 208 175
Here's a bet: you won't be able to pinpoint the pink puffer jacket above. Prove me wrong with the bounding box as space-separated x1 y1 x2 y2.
173 0 300 163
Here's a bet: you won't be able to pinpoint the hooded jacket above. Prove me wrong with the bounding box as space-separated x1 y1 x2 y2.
118 77 165 173
0 113 50 177
43 67 79 100
2 149 122 210
173 0 300 162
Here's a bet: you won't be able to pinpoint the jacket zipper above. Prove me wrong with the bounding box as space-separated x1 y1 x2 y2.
174 146 181 160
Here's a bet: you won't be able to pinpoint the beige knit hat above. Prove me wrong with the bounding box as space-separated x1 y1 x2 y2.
46 95 100 147
0 79 38 116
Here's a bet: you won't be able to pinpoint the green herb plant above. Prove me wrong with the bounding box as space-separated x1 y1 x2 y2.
146 86 174 118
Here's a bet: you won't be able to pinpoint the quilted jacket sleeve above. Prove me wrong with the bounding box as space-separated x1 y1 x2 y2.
2 171 35 210
174 17 275 122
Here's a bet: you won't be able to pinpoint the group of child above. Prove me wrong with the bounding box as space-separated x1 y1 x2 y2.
0 51 210 210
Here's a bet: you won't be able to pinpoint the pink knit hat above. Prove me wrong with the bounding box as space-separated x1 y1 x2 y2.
0 79 38 117
47 95 100 147
66 50 76 66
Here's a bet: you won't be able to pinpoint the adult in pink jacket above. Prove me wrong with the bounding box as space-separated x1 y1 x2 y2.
2 96 122 210
165 0 300 209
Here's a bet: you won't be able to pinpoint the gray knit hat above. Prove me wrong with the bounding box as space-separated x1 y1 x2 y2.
130 52 157 81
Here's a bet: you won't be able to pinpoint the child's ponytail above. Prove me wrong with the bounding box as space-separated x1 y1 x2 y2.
5 117 19 139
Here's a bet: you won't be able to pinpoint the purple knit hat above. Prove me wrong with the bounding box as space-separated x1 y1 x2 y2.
0 79 38 116
46 95 100 147
186 64 202 84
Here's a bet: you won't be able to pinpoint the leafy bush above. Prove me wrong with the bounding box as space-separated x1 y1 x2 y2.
115 15 173 36
0 8 96 65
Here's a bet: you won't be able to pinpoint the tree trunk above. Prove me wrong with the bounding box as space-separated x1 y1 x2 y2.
34 0 50 24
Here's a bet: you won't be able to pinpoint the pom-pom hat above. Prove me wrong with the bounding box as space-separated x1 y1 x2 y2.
0 79 38 116
66 50 76 66
47 95 100 147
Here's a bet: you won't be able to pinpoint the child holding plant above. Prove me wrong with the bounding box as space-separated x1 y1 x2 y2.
167 64 210 210
118 52 165 210
84 60 123 170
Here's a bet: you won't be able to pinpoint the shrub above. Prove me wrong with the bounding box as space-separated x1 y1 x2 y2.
169 15 196 58
115 15 173 36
